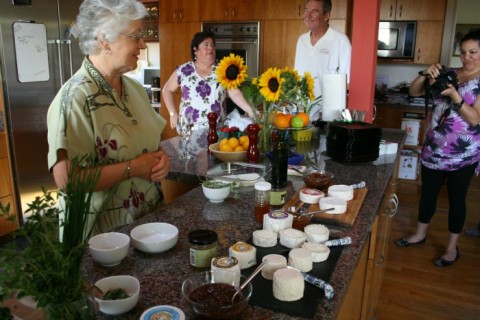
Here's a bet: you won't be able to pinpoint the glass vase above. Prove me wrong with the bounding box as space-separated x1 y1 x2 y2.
44 293 95 320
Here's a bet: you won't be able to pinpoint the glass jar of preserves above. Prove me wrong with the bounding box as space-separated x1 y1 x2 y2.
188 229 218 269
254 181 271 223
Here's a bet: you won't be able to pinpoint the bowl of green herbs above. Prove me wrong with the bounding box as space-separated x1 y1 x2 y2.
94 275 140 315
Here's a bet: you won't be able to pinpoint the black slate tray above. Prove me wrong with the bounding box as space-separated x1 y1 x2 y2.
242 237 343 318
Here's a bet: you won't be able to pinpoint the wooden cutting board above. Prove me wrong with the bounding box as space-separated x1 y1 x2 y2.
282 187 368 227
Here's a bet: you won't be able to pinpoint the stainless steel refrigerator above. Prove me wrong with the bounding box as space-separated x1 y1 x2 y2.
0 0 83 220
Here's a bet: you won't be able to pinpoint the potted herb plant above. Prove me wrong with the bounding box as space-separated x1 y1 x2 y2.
0 156 112 319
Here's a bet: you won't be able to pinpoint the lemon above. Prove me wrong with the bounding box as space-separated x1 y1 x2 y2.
228 137 240 149
219 143 234 152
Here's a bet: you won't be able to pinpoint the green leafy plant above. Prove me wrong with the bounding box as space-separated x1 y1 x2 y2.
0 156 113 319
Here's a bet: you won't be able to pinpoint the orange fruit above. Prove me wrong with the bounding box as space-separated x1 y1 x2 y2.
228 137 240 149
219 143 234 152
284 113 294 124
220 138 229 146
296 112 310 126
234 146 244 152
242 142 249 151
274 114 290 129
239 135 249 146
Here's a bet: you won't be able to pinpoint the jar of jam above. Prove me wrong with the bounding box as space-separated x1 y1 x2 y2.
188 229 218 269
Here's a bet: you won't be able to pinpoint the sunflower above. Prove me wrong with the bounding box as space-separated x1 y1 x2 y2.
258 67 284 102
216 54 248 90
302 72 315 101
281 67 301 82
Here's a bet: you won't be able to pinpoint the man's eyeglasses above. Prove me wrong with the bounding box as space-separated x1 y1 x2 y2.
119 32 145 42
435 107 451 130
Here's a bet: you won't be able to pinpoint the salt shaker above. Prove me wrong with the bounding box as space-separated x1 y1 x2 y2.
246 123 260 163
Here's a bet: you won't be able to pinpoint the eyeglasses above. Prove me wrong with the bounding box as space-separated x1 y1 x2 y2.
435 107 451 130
119 32 145 42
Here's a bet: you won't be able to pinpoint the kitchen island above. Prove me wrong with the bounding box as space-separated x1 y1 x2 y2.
81 128 405 320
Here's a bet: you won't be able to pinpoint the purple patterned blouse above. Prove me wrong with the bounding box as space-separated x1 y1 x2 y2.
421 69 480 174
176 61 227 129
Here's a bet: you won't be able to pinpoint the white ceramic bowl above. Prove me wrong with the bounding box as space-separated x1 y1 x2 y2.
88 232 130 267
202 182 230 203
130 222 179 253
94 275 140 315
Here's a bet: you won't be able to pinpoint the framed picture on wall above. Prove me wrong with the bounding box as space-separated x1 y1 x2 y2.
453 24 480 56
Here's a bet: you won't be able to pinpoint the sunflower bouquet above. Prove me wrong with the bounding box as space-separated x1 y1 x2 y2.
216 54 320 152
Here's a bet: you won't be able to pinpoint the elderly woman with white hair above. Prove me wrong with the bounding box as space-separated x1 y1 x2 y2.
47 0 170 233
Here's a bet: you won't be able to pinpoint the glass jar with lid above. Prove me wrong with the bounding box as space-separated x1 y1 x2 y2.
254 181 271 223
188 229 218 269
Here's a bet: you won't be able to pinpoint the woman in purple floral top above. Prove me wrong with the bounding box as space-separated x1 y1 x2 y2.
396 29 480 267
162 32 255 131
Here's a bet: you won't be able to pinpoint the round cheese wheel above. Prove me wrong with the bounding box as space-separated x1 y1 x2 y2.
288 247 313 272
304 224 329 243
319 196 347 214
211 256 241 286
328 184 354 201
299 188 325 204
252 229 277 247
229 242 256 269
261 254 287 280
263 210 293 234
279 228 306 249
302 242 331 262
272 268 304 301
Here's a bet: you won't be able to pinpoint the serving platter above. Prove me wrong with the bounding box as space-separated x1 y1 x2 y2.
242 236 343 318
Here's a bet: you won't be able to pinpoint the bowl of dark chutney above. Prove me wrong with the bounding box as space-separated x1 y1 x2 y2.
181 270 253 319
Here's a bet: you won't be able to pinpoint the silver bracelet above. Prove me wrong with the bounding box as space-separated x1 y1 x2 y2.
125 160 131 180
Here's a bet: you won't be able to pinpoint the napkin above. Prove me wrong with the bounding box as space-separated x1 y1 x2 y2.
322 74 347 121
224 109 254 132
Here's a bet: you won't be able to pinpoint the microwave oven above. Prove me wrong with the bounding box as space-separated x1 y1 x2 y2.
377 21 417 59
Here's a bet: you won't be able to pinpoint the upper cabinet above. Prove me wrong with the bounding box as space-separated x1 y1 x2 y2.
380 0 446 21
159 0 200 23
141 1 159 41
200 0 264 21
264 0 348 20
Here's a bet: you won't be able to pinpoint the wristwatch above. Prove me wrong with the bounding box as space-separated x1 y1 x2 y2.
452 100 464 112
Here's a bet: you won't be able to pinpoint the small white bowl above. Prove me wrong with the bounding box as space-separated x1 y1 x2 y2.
88 232 130 267
94 275 140 315
202 182 230 203
130 222 179 253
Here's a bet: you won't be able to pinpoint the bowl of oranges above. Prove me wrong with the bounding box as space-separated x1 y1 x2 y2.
273 112 310 130
209 136 249 162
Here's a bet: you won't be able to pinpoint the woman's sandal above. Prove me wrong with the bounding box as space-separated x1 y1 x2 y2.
395 237 427 247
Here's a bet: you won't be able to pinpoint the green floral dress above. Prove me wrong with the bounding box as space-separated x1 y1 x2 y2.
47 58 166 233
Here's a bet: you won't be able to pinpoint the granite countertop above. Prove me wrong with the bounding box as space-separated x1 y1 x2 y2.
81 128 405 320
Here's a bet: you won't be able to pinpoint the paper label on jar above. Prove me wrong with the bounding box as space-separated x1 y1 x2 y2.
270 189 287 205
190 246 217 268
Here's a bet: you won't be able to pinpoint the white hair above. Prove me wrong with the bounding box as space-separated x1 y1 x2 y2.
75 0 147 55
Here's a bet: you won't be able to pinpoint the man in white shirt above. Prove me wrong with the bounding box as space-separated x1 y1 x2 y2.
294 0 351 121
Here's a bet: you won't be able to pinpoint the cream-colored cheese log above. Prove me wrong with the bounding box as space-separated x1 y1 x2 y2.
263 210 293 234
299 188 325 204
272 268 304 301
279 228 306 249
252 229 277 247
288 248 313 272
319 196 347 214
261 254 287 280
229 242 256 269
328 184 354 201
304 224 329 243
302 242 331 262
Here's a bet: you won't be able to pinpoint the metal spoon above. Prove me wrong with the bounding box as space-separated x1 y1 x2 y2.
231 259 268 304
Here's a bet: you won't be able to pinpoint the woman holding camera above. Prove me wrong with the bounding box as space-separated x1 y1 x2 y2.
396 28 480 267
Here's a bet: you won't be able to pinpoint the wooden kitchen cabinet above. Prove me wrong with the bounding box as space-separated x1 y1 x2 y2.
414 21 444 64
264 0 304 20
337 162 398 320
380 0 446 21
200 0 263 21
0 81 19 237
159 0 199 23
159 22 201 140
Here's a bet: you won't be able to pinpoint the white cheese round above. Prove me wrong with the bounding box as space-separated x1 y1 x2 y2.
299 188 325 204
229 242 256 269
304 224 329 243
288 247 313 272
279 228 306 249
302 242 331 262
328 184 354 201
252 229 277 247
272 268 304 301
263 210 293 234
319 196 347 214
261 254 287 280
211 256 241 287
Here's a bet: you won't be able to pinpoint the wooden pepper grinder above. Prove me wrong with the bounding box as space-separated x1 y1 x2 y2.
207 112 218 154
246 123 260 163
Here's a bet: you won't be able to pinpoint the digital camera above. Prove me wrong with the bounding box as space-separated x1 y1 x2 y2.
429 66 458 97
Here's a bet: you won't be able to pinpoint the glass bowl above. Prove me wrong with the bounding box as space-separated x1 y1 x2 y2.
302 170 334 191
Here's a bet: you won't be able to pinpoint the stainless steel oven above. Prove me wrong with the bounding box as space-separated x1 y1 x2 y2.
202 21 260 78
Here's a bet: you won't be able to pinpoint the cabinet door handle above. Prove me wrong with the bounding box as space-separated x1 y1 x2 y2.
399 4 403 18
173 10 177 20
298 5 301 16
224 8 228 17
372 104 377 122
231 8 235 17
416 48 421 62
390 5 393 18
179 9 183 20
